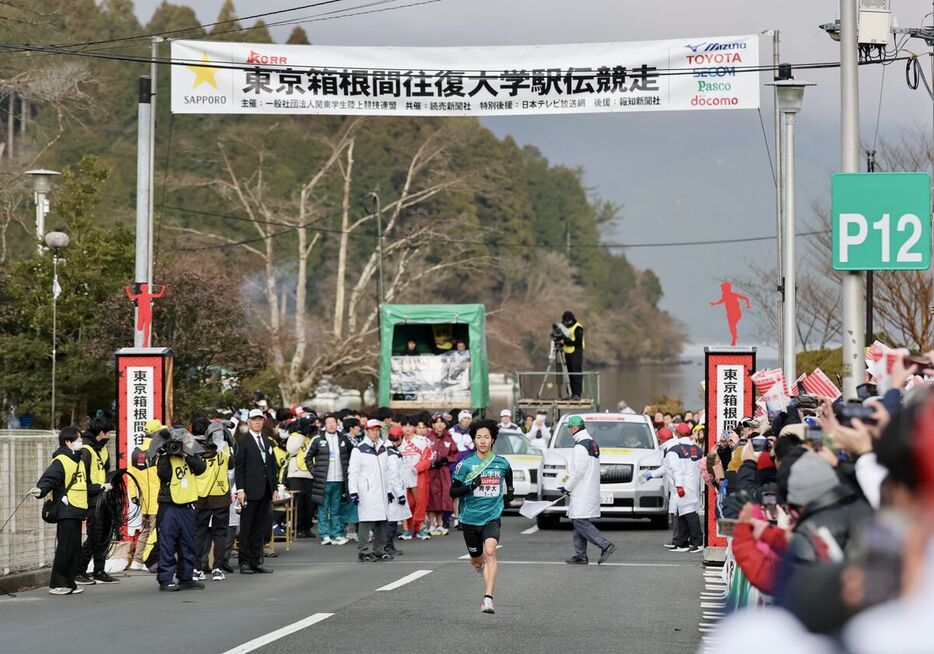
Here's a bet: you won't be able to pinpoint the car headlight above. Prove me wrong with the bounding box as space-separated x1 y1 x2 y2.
513 469 527 482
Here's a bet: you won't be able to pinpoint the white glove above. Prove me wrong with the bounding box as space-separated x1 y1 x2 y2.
28 487 42 498
101 482 113 492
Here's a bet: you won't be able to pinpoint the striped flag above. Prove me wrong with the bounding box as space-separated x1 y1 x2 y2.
803 368 841 400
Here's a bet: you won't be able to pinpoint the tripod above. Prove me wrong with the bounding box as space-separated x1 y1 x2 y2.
537 339 572 400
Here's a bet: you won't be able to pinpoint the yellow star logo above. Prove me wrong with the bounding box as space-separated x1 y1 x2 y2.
186 53 219 90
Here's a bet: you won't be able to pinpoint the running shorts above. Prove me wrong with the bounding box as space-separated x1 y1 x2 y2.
461 519 501 558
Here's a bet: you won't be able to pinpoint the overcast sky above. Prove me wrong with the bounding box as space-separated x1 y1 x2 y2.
135 0 934 351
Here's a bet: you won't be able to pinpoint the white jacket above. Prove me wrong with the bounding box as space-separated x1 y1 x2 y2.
385 446 412 522
527 423 551 450
647 438 679 515
347 438 391 522
285 433 313 479
669 437 703 515
564 429 602 519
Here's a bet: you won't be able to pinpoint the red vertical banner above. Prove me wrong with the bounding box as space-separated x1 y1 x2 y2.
704 347 755 548
115 347 174 537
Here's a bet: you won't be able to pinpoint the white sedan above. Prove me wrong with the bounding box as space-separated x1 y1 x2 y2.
493 429 543 508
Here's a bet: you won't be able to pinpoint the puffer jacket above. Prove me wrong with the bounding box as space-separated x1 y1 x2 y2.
304 431 353 503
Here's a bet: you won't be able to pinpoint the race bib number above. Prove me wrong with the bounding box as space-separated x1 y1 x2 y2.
472 475 500 498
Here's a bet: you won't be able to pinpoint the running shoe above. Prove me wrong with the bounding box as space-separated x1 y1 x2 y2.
669 546 690 552
452 517 460 528
438 526 449 536
129 561 148 571
212 568 226 581
429 526 440 536
481 596 495 614
663 543 677 549
49 587 81 595
331 536 349 545
75 574 96 585
346 532 358 542
159 582 180 592
565 555 589 564
416 528 431 540
92 572 119 584
398 530 413 541
598 543 617 564
320 536 333 545
688 546 705 554
192 569 206 581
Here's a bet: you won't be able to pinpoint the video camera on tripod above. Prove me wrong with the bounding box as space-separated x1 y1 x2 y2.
147 427 205 461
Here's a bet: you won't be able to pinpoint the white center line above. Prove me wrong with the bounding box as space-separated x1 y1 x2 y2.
520 525 539 535
375 569 433 591
220 612 334 654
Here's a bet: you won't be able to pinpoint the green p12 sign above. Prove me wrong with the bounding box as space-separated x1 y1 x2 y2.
832 172 931 271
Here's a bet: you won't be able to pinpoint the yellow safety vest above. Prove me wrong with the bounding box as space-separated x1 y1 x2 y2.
562 322 585 354
195 449 230 498
167 454 199 505
82 442 109 486
53 453 88 510
127 437 161 515
295 435 312 472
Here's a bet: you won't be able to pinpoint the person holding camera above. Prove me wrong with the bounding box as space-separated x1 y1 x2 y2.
193 418 234 582
29 426 89 595
154 428 207 591
558 311 585 400
128 420 165 572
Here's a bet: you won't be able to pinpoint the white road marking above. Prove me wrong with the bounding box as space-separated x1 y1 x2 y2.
219 612 334 654
375 569 433 591
520 525 539 535
458 545 503 559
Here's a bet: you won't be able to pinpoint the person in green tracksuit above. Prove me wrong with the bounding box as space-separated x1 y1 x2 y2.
450 419 513 615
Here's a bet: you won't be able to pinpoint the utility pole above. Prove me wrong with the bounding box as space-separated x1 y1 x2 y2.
148 37 162 288
865 149 875 346
771 30 785 380
840 0 865 400
134 76 152 347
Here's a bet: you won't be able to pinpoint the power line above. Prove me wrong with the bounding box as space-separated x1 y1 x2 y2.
151 201 830 252
0 38 918 78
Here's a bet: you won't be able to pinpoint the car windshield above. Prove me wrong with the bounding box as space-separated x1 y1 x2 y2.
493 431 538 455
554 420 656 449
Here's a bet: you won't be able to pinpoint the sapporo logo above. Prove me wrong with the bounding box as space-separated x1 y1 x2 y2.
186 52 220 90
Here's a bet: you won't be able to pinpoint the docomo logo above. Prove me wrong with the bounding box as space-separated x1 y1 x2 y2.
838 213 925 264
691 95 739 107
246 50 288 65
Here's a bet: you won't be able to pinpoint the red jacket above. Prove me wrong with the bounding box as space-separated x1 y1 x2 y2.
732 522 788 594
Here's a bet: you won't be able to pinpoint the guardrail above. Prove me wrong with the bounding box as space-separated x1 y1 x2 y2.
0 430 117 576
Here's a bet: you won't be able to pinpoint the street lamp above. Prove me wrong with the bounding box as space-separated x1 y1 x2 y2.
767 74 815 392
45 229 69 431
26 169 60 255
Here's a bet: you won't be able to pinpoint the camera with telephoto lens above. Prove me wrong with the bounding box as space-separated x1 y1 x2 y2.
793 394 820 416
149 427 203 458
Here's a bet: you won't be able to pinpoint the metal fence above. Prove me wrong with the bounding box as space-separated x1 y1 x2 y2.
0 430 117 576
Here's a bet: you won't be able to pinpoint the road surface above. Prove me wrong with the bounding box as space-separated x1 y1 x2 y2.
0 516 703 654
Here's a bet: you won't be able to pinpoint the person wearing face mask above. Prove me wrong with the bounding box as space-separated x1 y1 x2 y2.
29 426 89 595
76 417 117 585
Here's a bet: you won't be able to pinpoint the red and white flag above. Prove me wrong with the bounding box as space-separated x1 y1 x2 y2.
803 368 841 400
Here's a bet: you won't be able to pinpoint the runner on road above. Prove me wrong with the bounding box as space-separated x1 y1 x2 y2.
450 419 513 615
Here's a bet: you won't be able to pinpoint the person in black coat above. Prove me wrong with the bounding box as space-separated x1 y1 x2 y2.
30 426 90 595
304 414 353 544
235 409 279 574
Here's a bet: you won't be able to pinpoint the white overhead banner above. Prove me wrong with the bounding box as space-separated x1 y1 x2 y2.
171 35 759 117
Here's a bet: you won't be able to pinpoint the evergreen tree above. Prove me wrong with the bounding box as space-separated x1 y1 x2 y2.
287 26 311 44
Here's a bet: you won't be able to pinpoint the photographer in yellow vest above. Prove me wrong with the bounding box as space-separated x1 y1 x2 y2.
192 417 235 582
559 311 586 400
77 417 116 585
128 419 164 572
286 415 317 539
29 426 89 595
154 427 207 592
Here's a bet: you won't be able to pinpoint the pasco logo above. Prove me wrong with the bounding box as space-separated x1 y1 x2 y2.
246 50 288 65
